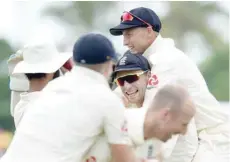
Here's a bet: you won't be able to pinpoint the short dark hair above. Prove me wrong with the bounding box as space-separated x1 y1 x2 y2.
25 73 46 81
53 70 60 79
25 70 60 81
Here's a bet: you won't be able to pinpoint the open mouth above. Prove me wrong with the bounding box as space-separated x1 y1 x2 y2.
126 90 138 98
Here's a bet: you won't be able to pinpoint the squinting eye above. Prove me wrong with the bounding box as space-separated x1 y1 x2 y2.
125 33 132 37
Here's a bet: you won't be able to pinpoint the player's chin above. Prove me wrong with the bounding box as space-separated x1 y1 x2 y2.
126 92 138 101
128 98 139 105
129 48 139 54
162 135 172 142
162 138 168 142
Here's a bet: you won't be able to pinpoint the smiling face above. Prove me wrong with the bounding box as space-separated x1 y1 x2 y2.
116 70 150 107
123 27 155 54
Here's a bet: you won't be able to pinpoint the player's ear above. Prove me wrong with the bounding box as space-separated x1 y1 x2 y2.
160 108 171 123
147 71 151 78
145 71 151 83
147 26 154 37
147 26 152 32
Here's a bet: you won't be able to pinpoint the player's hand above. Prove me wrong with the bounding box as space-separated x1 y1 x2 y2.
8 50 23 75
8 50 29 92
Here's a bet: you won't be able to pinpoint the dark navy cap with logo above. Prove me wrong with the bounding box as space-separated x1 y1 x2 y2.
112 50 151 79
110 7 161 36
73 33 117 64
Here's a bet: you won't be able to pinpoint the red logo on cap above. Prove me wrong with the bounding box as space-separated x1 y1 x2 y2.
122 12 134 22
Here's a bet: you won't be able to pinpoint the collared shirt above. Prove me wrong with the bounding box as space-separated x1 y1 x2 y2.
142 34 229 162
1 66 128 162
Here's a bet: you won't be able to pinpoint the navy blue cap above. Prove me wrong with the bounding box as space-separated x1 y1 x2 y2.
112 50 151 79
73 33 117 64
110 7 161 36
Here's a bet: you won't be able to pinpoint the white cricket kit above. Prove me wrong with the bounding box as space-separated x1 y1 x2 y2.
12 92 40 128
83 107 164 162
142 35 229 162
106 37 199 162
1 66 128 162
7 52 30 117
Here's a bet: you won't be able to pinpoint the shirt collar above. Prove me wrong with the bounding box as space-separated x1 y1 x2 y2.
143 34 176 66
71 65 109 88
143 34 164 65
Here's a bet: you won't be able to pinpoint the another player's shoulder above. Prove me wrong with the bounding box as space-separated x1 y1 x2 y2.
97 85 122 104
15 92 41 110
156 46 196 73
166 47 191 64
93 86 124 112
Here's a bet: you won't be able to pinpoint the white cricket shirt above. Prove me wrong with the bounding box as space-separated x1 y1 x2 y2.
1 66 128 162
143 34 229 162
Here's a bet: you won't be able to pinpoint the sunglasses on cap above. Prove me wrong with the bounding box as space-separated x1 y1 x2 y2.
121 11 153 28
115 71 148 86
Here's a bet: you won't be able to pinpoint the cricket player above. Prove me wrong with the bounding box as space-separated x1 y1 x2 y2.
7 41 72 128
109 7 230 162
8 44 194 162
83 52 196 162
0 33 140 162
113 52 197 161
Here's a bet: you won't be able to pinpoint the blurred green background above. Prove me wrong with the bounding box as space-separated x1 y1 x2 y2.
0 1 229 136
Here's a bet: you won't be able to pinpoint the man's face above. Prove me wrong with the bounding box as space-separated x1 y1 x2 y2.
123 28 151 54
154 99 195 142
116 70 150 106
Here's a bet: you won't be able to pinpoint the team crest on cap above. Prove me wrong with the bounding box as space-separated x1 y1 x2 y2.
106 56 111 60
80 59 86 64
119 56 127 65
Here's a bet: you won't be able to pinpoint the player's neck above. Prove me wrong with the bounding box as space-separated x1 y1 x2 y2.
29 79 49 92
136 101 143 108
135 97 144 108
128 100 143 108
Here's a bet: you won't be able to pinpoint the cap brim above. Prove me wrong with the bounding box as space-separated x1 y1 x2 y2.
109 24 141 36
111 67 142 81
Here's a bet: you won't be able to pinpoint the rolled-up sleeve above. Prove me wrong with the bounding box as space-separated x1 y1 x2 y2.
103 95 130 145
124 108 147 147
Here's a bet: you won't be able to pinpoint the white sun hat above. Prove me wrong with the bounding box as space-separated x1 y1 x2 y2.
13 41 72 74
